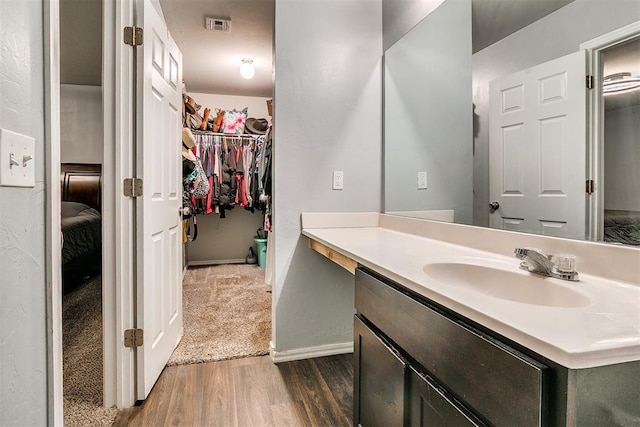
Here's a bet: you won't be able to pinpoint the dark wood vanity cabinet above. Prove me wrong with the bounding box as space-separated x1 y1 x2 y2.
354 315 482 427
354 315 408 427
354 267 547 426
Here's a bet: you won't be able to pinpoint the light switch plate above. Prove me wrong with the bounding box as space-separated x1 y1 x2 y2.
332 171 344 190
0 129 36 187
417 171 428 189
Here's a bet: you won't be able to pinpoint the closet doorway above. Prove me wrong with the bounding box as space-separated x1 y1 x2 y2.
159 0 275 370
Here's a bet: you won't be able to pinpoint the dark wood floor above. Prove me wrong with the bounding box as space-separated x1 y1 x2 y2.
113 354 353 426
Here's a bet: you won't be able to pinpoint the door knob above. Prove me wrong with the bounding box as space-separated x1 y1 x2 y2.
489 201 500 213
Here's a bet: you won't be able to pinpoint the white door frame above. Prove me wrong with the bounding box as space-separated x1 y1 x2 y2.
581 20 640 241
102 0 137 408
44 0 63 425
45 0 139 423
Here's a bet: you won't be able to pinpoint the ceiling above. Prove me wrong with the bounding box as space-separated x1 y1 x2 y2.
62 0 638 105
471 0 574 53
158 0 573 95
159 0 274 97
603 37 640 111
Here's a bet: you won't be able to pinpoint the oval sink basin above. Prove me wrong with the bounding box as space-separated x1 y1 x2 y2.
422 261 592 308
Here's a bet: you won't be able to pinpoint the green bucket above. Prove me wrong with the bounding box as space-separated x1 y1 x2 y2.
253 237 267 268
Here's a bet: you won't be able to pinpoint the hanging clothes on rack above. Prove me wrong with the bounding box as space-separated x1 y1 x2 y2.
191 131 268 219
259 127 273 232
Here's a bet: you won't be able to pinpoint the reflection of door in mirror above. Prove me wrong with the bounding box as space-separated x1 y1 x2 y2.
602 36 640 246
488 51 587 240
384 0 639 245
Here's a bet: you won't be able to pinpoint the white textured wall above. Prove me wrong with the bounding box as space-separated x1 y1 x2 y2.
60 84 103 164
272 0 382 354
472 0 640 227
0 1 48 424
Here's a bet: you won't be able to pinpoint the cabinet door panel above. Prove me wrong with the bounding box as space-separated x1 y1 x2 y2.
409 367 483 427
355 268 546 426
354 315 408 427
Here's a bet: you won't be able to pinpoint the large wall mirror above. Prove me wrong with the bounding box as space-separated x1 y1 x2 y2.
383 0 640 246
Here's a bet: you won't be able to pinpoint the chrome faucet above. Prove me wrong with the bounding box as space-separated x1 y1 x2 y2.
514 247 579 281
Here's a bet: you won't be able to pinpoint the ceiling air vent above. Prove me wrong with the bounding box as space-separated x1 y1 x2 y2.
205 17 231 32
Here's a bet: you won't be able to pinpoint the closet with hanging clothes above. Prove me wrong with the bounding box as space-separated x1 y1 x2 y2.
180 92 273 267
189 132 271 218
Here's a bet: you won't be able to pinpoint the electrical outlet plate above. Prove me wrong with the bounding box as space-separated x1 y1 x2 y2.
0 128 36 187
417 171 428 189
332 171 344 190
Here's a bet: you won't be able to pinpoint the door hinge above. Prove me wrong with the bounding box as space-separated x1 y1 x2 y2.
124 26 143 46
586 75 594 90
124 329 144 348
123 178 143 197
586 179 595 194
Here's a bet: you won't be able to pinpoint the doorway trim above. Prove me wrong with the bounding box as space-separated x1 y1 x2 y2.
581 20 640 241
44 0 63 425
45 0 139 422
103 0 137 408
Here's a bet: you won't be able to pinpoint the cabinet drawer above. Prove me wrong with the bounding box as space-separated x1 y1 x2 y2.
355 268 547 426
354 315 408 427
408 366 483 427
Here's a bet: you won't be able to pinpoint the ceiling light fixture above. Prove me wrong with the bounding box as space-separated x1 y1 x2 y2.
603 72 640 96
240 58 255 80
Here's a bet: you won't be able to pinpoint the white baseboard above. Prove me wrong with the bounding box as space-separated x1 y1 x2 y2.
270 341 354 363
187 259 246 267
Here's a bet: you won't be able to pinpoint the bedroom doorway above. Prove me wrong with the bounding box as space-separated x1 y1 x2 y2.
582 21 640 243
58 0 113 424
598 35 640 245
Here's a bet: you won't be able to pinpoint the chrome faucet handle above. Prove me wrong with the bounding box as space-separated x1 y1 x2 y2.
550 254 579 281
514 247 579 281
550 254 577 273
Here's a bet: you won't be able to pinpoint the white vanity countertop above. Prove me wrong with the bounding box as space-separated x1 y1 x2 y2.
302 225 640 369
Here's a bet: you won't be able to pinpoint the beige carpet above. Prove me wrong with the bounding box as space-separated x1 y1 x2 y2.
63 275 120 427
167 263 272 366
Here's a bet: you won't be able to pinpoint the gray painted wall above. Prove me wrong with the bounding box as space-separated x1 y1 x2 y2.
186 208 265 263
272 0 382 354
472 0 640 227
61 84 104 164
60 0 102 86
605 104 640 211
0 1 48 425
384 0 472 224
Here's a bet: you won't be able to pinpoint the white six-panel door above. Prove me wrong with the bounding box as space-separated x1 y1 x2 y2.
489 51 587 240
136 0 183 399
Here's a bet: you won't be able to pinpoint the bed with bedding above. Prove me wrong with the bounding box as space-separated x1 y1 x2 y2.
61 163 102 291
603 209 640 246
